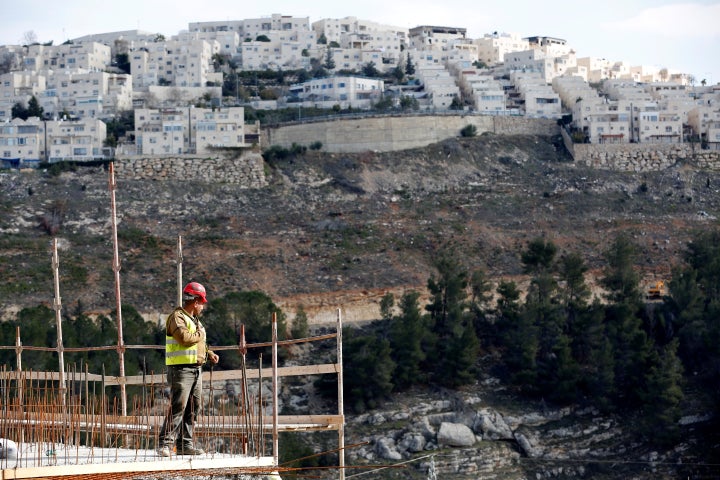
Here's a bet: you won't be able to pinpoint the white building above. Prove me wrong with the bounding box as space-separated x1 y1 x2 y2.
43 70 133 119
23 42 111 73
134 106 245 155
509 71 561 118
688 105 720 147
289 76 383 109
0 116 108 166
414 56 460 109
408 26 467 51
312 17 407 66
191 15 317 70
474 32 529 66
0 72 46 121
71 30 159 56
130 39 221 89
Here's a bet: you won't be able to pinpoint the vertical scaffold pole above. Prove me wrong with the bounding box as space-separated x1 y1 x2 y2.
337 308 345 480
109 162 127 416
272 312 279 465
51 238 67 408
177 235 183 307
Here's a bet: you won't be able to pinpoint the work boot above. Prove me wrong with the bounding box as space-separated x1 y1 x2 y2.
156 446 172 457
177 445 205 455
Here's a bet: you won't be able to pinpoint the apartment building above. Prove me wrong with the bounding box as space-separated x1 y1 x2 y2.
23 43 111 73
0 72 46 120
509 71 561 118
552 75 600 110
636 110 682 144
474 32 529 66
130 39 221 89
459 70 506 112
289 76 384 109
0 116 107 166
312 17 407 66
134 106 245 155
413 56 461 109
572 57 612 83
688 105 720 147
71 30 159 56
0 45 24 73
42 70 133 119
503 48 576 83
408 26 467 51
240 30 317 70
175 30 241 58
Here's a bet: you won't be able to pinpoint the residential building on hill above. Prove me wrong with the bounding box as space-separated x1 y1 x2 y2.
0 116 108 167
134 106 245 155
289 75 384 109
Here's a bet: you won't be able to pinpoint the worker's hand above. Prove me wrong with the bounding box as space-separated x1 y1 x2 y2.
208 351 219 364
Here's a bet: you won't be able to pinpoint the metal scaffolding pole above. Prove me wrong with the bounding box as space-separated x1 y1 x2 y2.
109 162 127 416
337 308 345 480
177 235 183 307
51 238 67 408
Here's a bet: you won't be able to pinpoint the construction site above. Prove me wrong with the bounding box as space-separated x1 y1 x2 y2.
0 164 348 480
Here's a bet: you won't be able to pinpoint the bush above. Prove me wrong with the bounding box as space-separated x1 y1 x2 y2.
460 124 477 137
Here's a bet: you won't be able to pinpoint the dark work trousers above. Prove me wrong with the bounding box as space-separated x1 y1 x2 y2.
158 365 202 449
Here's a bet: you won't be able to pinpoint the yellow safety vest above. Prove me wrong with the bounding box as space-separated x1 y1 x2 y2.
165 308 199 366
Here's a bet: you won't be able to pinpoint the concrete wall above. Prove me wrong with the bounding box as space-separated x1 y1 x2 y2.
262 114 559 153
114 151 267 186
561 128 720 171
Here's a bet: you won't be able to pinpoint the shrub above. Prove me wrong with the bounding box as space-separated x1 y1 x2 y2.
460 124 477 137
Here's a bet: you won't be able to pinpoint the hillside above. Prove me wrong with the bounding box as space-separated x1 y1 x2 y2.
1 133 718 320
3 133 720 479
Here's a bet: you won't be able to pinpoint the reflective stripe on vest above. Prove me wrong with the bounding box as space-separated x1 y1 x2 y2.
165 309 199 366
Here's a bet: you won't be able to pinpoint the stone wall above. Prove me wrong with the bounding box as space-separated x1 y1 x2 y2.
562 129 720 171
262 114 559 153
114 151 267 186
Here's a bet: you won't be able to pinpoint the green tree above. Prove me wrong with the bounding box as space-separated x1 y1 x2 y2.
343 329 395 412
114 53 131 73
601 234 642 305
361 62 379 78
639 339 684 445
323 48 335 70
601 236 651 406
291 305 309 339
405 53 415 75
399 95 419 111
202 291 287 369
389 291 427 389
379 292 395 321
425 253 478 386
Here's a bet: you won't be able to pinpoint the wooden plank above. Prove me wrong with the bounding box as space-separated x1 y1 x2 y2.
0 364 339 386
5 414 344 433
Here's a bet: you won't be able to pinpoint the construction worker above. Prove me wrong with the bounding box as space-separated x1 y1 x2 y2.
157 281 219 457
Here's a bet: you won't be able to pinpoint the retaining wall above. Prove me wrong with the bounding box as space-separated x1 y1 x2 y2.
114 151 267 186
561 129 720 171
262 114 559 153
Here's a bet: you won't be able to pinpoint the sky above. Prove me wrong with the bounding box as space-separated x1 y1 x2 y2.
2 0 719 85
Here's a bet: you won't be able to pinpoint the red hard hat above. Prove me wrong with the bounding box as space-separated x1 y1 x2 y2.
183 282 207 303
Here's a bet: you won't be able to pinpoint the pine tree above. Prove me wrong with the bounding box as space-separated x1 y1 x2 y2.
389 291 428 390
639 339 684 445
343 330 395 412
425 252 478 387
